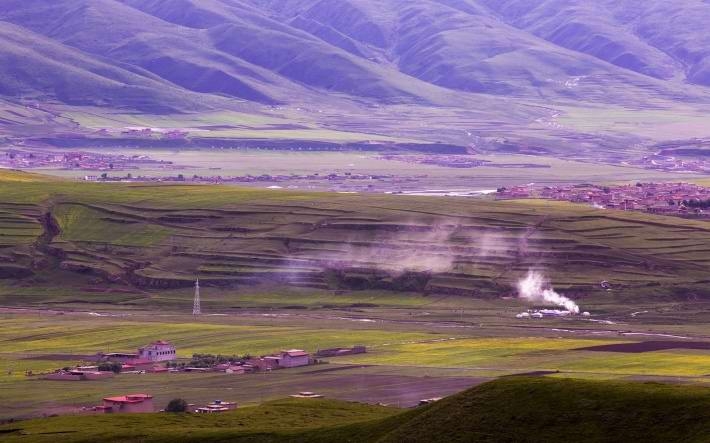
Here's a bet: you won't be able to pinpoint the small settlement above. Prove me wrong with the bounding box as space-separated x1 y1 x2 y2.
1 149 179 171
497 182 710 218
35 340 366 415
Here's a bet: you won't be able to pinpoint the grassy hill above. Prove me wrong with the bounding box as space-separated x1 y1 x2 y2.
2 377 708 442
2 172 710 301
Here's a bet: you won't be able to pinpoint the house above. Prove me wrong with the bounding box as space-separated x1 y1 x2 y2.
138 340 176 362
255 356 282 371
290 392 323 398
123 358 157 371
102 394 154 413
214 363 246 374
195 400 237 413
278 349 310 368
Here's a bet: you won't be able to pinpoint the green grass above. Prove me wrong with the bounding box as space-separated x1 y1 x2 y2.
0 398 399 443
368 377 710 443
0 315 436 361
53 204 169 247
4 171 710 300
2 378 709 443
334 338 710 377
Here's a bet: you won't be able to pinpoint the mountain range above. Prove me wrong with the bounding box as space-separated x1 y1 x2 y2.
1 0 710 152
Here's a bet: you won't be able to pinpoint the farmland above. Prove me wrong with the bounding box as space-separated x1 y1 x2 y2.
21 148 710 192
0 171 709 422
5 170 710 294
2 377 709 443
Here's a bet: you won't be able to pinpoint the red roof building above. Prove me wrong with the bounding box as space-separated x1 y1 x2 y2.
102 394 154 413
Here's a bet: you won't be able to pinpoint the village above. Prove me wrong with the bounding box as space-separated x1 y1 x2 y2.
1 149 179 171
496 181 710 217
31 339 367 415
629 154 710 174
83 171 421 186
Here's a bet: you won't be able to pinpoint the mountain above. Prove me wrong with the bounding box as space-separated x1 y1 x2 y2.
2 0 710 108
1 0 710 153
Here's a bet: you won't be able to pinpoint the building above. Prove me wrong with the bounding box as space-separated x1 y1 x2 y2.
315 346 366 357
102 394 154 413
138 340 176 362
290 392 323 398
122 358 157 372
195 400 237 413
278 349 310 368
98 352 139 363
44 370 114 381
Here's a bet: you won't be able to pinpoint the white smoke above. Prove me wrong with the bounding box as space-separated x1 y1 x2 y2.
517 270 580 314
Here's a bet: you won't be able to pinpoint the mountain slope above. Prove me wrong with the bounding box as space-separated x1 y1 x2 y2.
0 20 214 112
477 0 710 86
245 0 709 103
1 0 709 111
0 0 709 153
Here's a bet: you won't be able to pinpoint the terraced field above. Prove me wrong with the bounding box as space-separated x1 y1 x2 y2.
2 172 710 299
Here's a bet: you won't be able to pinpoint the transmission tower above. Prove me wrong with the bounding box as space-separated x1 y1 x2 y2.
192 277 201 316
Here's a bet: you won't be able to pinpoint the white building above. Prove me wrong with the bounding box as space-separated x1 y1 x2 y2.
138 340 176 362
278 349 310 368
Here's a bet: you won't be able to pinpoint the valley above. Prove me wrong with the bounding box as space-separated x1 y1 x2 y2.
2 1 710 440
0 170 709 424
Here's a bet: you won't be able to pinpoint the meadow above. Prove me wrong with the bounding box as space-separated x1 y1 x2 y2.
2 378 709 443
5 170 710 295
1 309 709 419
0 171 709 422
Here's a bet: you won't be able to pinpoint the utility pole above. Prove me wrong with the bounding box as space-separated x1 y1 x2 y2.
192 277 201 316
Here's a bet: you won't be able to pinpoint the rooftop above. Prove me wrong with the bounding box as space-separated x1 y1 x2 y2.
282 349 309 357
104 394 153 404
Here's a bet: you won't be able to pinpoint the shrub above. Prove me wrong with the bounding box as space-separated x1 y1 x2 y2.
166 398 188 413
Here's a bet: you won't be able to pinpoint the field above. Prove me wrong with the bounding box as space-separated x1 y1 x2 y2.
2 377 709 443
1 302 709 420
0 171 708 426
26 148 709 192
6 171 710 295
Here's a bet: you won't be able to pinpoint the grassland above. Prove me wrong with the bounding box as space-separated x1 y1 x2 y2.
2 377 709 443
5 171 710 296
0 397 400 443
1 309 708 420
0 171 709 423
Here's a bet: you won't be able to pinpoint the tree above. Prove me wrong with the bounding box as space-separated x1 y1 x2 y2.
166 398 188 413
98 361 122 374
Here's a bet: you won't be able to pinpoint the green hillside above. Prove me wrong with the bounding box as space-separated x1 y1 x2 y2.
2 172 710 300
358 377 710 443
2 378 708 442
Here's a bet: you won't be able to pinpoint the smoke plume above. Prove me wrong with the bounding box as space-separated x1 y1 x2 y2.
517 270 580 314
